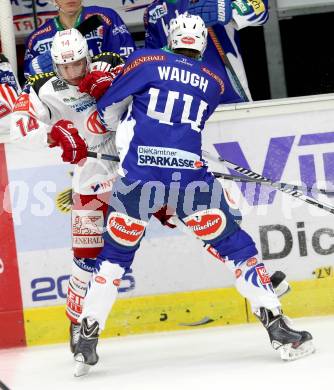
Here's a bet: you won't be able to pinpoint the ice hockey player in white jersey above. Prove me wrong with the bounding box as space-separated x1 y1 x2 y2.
0 54 20 143
72 14 315 377
11 28 124 353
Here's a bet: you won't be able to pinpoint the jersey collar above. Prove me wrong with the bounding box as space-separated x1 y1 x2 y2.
54 10 83 31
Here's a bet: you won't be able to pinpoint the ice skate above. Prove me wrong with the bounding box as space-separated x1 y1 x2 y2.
256 307 315 361
69 322 81 353
74 318 99 377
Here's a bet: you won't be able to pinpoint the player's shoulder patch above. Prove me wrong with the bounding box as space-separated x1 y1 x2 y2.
123 51 166 76
92 52 124 66
27 71 56 94
26 22 53 50
201 65 225 94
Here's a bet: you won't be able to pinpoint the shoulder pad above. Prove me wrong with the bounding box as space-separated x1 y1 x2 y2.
0 54 9 64
92 52 124 66
27 72 56 94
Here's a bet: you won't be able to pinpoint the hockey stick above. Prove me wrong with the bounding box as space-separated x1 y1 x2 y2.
87 151 119 162
207 27 249 102
87 151 334 196
202 150 334 215
0 380 11 390
212 171 334 195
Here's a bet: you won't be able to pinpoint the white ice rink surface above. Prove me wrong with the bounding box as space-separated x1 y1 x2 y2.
1 316 333 390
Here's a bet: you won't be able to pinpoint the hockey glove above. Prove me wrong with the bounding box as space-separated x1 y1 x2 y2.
49 120 88 164
188 0 233 26
231 0 268 29
79 70 114 100
79 62 124 100
28 52 53 76
153 205 177 229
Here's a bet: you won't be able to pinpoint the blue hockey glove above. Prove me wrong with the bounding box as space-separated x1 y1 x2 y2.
188 0 232 26
28 51 53 76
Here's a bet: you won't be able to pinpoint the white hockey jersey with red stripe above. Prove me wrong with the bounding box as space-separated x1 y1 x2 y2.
11 53 123 194
0 55 20 143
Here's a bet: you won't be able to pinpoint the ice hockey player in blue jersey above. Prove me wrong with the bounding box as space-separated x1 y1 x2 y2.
72 13 315 377
24 0 135 77
144 0 269 101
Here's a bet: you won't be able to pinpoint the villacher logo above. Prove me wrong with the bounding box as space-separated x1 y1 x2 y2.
107 212 147 246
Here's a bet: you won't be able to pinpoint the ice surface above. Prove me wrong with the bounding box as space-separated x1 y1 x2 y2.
1 316 332 390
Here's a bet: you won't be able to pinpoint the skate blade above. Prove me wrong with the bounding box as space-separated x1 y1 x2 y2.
74 354 91 377
280 340 315 361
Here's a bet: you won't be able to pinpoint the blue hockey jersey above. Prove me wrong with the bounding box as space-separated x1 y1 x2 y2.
24 6 136 76
144 0 269 102
98 48 233 188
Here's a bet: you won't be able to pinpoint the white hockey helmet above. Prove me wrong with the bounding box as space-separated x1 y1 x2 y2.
51 28 90 84
51 28 89 65
168 13 207 56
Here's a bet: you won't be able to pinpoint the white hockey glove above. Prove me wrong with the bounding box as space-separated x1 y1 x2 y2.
231 0 268 30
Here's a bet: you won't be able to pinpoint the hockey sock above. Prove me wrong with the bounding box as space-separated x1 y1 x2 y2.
79 261 124 330
66 257 95 323
225 256 281 312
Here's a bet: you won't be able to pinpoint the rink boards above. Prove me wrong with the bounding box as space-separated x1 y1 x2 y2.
2 94 334 347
